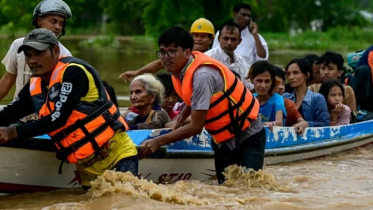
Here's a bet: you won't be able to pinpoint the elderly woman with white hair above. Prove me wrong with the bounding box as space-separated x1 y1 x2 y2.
123 73 171 130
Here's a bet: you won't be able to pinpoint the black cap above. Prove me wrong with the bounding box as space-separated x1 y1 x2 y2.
17 28 58 53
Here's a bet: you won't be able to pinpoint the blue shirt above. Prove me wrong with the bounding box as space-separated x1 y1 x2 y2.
357 45 373 67
283 89 330 127
254 93 287 123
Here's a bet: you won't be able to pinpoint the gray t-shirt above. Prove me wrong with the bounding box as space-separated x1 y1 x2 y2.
180 56 263 150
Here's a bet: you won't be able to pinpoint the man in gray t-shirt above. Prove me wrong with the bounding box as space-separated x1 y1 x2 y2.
139 26 266 184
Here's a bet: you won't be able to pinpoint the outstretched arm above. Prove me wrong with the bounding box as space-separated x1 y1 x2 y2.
0 72 16 101
119 59 163 82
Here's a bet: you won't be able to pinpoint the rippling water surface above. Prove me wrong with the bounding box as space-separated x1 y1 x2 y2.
1 144 373 210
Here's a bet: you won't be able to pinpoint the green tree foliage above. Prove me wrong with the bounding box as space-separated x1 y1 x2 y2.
0 0 369 36
142 0 204 36
99 0 148 35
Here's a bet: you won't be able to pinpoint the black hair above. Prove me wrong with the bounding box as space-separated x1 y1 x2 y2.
102 81 118 107
317 51 344 70
285 58 313 83
304 54 320 65
319 79 345 104
158 26 194 50
233 3 252 13
274 66 285 81
156 72 175 96
218 20 241 39
249 60 277 93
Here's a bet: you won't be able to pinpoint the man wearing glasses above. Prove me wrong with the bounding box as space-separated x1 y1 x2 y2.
212 3 268 67
140 26 266 184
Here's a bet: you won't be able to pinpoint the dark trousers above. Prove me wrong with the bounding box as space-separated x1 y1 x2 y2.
112 155 139 175
212 128 266 184
350 65 373 112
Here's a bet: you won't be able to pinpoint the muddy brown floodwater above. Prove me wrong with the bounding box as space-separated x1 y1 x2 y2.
1 144 373 210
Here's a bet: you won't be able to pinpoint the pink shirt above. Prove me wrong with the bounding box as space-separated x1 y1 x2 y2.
332 104 351 125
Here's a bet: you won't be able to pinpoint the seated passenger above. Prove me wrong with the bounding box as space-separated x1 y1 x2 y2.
102 81 119 107
156 73 180 120
350 45 373 112
283 58 330 127
319 80 351 126
304 54 321 85
274 67 308 134
248 61 286 126
123 74 170 130
309 51 357 113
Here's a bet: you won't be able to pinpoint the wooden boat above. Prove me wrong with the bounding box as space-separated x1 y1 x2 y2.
1 120 373 193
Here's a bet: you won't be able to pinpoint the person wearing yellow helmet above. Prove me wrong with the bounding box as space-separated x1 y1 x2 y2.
0 0 72 111
119 18 216 82
190 18 215 52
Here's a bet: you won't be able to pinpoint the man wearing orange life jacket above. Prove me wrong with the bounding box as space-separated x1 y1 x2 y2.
0 28 138 189
139 26 267 184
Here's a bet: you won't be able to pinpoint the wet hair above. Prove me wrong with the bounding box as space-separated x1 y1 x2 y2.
317 51 344 70
233 3 252 13
319 79 345 104
274 65 285 81
156 72 175 96
102 81 118 107
218 20 241 39
158 26 194 50
248 61 277 93
285 58 312 83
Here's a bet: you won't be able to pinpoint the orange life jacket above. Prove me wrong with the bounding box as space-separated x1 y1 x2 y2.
30 57 129 164
171 51 259 143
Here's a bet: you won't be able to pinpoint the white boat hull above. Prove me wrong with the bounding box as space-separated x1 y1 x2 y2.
1 132 372 192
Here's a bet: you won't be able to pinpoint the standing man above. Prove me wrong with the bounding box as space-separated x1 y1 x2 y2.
0 29 138 189
139 26 266 184
0 0 72 104
212 3 268 67
119 18 215 82
205 20 253 90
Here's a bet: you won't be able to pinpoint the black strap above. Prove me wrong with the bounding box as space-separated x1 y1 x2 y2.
205 87 247 124
59 121 111 159
206 88 256 137
209 77 238 109
58 160 64 174
53 106 121 162
53 100 114 142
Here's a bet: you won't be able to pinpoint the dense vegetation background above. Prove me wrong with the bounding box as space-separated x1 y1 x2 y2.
0 0 372 36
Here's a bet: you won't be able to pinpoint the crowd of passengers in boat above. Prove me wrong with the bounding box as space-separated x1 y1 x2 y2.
118 50 365 135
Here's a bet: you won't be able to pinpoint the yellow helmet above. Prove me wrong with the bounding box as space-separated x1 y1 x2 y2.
190 18 215 37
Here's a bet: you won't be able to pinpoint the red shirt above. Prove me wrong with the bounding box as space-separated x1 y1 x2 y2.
284 98 302 126
168 110 180 120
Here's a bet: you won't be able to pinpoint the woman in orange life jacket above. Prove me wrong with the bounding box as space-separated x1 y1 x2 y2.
0 29 138 189
138 26 266 184
119 18 215 82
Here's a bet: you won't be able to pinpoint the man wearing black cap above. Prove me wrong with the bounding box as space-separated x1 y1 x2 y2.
0 28 138 189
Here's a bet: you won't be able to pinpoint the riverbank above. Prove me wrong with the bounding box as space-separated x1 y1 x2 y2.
264 26 372 51
0 26 370 51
